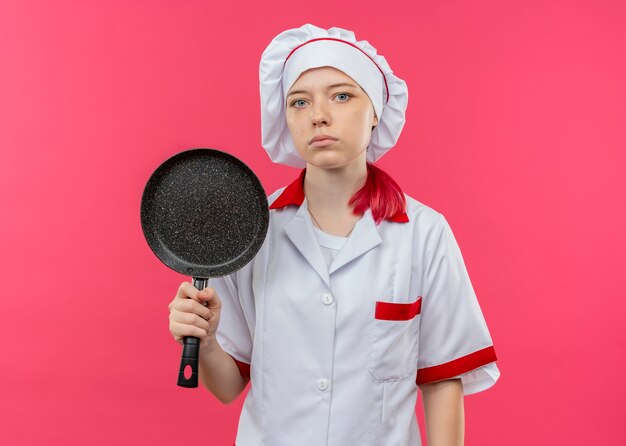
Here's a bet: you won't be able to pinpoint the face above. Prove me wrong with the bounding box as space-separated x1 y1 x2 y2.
285 66 379 170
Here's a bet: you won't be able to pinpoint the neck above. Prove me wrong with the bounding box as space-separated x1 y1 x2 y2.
303 158 367 213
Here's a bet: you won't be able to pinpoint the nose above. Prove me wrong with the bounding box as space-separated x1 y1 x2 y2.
310 100 331 127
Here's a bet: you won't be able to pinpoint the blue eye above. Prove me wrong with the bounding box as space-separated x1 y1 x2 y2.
336 93 351 101
291 99 307 107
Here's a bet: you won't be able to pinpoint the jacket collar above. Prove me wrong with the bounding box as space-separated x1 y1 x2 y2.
269 169 410 223
283 197 383 285
269 169 307 210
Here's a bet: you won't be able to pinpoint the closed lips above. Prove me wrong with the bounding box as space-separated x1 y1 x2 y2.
309 135 338 144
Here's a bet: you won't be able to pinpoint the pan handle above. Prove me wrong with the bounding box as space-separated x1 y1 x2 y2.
177 277 210 388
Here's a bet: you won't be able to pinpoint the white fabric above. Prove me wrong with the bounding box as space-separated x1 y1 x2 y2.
312 225 348 269
212 187 500 445
259 23 409 168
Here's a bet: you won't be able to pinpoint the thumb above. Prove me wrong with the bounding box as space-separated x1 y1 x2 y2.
197 287 219 308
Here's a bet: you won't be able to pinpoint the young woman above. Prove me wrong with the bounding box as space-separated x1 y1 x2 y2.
168 24 500 445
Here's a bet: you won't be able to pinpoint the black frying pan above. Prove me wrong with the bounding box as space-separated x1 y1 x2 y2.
140 148 269 388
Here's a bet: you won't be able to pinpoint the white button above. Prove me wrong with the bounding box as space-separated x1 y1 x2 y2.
321 293 334 305
316 379 329 391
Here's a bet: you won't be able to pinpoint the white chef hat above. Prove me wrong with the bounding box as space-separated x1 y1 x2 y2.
259 23 409 168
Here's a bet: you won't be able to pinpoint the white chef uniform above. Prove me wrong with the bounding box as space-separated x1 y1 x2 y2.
212 170 500 446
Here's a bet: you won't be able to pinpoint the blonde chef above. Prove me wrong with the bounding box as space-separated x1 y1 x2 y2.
168 23 500 446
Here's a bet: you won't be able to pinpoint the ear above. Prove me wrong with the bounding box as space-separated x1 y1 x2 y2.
371 114 379 132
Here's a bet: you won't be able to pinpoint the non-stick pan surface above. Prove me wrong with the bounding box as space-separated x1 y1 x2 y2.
141 148 269 278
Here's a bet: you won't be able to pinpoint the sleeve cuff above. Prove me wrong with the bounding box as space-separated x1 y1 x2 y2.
416 345 498 387
226 353 251 378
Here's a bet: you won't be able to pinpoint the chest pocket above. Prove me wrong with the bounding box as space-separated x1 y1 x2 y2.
368 297 422 382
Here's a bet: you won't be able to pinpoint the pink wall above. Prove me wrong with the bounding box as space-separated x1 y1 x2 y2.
1 0 624 444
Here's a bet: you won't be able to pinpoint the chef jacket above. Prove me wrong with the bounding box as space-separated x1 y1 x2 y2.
212 172 500 445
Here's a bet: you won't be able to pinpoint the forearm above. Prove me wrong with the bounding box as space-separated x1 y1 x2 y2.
198 338 249 404
420 378 464 446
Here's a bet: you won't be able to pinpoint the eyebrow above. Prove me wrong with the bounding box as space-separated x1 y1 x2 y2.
286 83 359 98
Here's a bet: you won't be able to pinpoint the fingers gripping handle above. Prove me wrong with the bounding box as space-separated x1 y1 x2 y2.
177 277 209 388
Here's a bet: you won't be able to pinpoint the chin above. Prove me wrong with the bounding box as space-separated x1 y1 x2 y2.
306 153 347 169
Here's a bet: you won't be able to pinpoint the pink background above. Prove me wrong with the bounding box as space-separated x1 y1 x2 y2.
1 0 625 444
